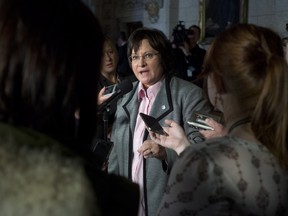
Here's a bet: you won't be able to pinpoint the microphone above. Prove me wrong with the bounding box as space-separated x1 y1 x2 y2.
98 79 133 112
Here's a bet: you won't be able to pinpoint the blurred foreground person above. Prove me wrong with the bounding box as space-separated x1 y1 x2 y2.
0 128 100 216
0 0 139 215
150 24 288 215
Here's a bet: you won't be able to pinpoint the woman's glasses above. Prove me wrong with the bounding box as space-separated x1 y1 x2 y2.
128 52 159 63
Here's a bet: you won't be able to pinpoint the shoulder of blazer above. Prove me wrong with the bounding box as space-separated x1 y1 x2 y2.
169 75 202 91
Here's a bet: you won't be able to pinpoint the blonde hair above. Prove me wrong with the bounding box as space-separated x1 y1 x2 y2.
102 36 118 61
100 36 119 75
203 24 288 168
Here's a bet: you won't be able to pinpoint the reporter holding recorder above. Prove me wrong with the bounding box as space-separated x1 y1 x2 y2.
96 36 123 140
149 24 288 215
108 27 212 216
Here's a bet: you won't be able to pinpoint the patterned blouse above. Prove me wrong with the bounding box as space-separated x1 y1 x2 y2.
157 136 288 216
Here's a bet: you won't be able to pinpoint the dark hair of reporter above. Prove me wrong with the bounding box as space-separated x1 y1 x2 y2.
127 27 175 74
0 0 103 147
202 24 288 168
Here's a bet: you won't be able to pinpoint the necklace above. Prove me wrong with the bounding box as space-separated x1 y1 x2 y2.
228 117 251 133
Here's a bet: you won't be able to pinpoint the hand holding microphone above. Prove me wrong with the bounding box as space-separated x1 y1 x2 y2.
97 87 113 105
98 79 133 112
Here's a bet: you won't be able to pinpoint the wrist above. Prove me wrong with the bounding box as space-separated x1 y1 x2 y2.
175 138 191 155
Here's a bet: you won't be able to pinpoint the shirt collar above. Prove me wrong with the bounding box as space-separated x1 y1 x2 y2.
137 78 164 101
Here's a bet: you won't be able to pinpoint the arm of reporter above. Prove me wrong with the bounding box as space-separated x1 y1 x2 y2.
149 119 191 156
199 118 226 139
97 87 112 105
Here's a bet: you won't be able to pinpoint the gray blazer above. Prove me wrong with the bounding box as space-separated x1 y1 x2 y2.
108 76 212 216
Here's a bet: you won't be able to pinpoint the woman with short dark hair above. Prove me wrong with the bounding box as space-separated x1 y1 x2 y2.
109 27 212 216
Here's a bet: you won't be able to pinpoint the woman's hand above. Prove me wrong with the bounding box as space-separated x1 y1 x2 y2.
148 119 191 155
199 118 226 139
97 87 112 105
178 41 191 56
138 140 167 160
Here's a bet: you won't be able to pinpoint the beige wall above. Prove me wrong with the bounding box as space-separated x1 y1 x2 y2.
90 0 288 42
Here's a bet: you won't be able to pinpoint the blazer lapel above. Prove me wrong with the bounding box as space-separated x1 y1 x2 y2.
123 81 140 132
122 77 173 135
149 76 173 121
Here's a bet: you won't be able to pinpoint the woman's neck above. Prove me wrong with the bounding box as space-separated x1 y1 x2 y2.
227 117 251 133
224 115 259 143
102 72 117 84
228 122 259 143
221 95 258 143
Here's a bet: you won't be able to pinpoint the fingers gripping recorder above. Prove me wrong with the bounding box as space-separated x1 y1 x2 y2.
187 111 223 130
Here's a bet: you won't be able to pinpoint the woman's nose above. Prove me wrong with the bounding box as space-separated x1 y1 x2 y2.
105 53 111 60
138 57 146 66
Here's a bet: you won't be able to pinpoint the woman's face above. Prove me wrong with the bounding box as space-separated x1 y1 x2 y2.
131 39 163 88
100 41 118 76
